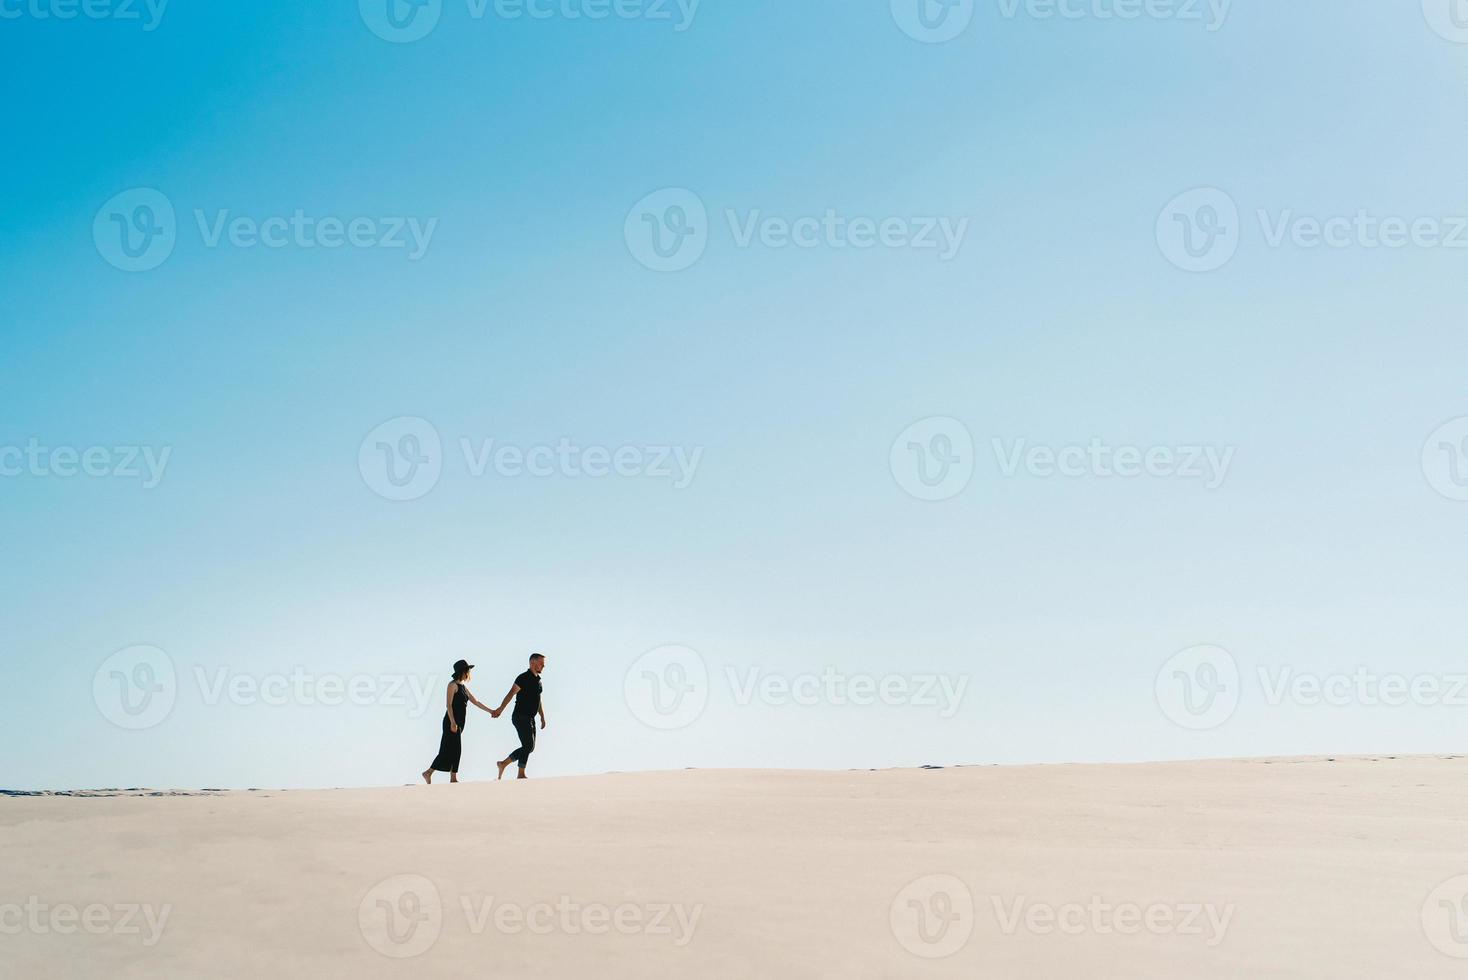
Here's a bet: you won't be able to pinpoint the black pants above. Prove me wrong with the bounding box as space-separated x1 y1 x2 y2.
508 717 536 769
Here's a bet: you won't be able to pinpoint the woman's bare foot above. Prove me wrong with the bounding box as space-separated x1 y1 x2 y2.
422 770 433 785
496 759 512 781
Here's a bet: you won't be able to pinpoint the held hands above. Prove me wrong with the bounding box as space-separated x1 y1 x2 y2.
490 708 502 719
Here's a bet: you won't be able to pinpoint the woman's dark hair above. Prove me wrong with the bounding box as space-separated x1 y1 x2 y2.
452 659 474 681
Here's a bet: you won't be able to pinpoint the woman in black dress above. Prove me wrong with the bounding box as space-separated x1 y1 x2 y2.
421 660 496 784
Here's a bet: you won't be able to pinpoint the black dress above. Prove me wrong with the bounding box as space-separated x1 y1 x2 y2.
430 683 469 773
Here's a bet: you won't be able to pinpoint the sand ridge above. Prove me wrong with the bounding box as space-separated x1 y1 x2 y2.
3 756 1467 978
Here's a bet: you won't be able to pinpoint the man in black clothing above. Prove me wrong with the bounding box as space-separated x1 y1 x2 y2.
494 654 547 780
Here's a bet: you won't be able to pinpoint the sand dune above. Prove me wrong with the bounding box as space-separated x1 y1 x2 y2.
4 756 1467 978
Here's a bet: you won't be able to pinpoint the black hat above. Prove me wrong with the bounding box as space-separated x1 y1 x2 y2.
453 660 474 677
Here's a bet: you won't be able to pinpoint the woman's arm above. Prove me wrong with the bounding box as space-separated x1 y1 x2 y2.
446 682 460 734
465 688 494 713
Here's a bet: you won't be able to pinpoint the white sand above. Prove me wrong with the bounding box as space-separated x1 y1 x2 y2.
4 756 1467 978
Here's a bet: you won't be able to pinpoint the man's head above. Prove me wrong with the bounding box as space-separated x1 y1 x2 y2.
529 653 546 675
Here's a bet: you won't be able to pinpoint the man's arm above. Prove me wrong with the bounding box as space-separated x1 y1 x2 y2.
494 684 519 718
539 701 547 730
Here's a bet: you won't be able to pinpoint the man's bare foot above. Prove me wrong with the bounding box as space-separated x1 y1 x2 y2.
450 774 459 783
496 759 512 781
516 771 528 780
422 770 432 785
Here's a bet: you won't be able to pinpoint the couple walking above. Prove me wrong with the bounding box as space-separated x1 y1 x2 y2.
421 654 546 784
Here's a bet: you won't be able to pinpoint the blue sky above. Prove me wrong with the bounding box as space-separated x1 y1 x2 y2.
3 1 1468 789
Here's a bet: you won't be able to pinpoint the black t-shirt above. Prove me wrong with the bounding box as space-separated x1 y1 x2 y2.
512 669 542 720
